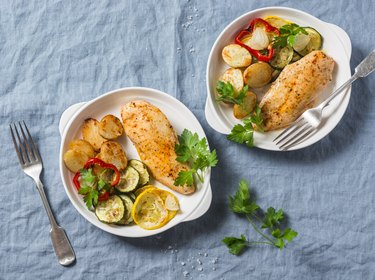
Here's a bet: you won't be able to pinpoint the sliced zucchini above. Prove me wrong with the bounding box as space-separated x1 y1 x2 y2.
115 166 140 193
129 159 150 186
128 192 136 202
270 46 293 69
116 195 134 225
271 69 281 82
297 27 322 56
291 51 302 63
95 195 124 224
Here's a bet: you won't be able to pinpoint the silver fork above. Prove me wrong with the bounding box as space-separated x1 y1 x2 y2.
274 49 375 150
10 121 75 266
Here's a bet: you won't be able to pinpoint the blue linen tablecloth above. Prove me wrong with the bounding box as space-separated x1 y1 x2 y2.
1 0 374 279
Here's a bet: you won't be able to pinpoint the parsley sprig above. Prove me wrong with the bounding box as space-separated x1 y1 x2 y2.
227 105 263 148
273 23 308 49
216 81 248 105
174 129 218 186
78 168 111 209
222 180 298 255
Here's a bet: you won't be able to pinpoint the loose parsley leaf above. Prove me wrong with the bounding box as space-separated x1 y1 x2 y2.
262 207 284 229
77 168 100 209
227 124 254 147
227 105 263 148
247 105 264 132
283 228 298 242
174 169 195 186
216 81 248 105
272 228 298 250
223 179 298 254
273 23 308 49
229 179 259 214
222 235 249 255
98 178 110 191
174 129 218 186
80 168 96 184
82 188 98 209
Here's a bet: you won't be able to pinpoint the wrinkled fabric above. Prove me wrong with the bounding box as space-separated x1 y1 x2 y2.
1 0 375 279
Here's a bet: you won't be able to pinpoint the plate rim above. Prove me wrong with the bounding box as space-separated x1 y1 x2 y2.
59 86 212 237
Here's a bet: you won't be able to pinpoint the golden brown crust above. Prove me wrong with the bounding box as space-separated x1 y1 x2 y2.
259 51 335 131
121 100 195 195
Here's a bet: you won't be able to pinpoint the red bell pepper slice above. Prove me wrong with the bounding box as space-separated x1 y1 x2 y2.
73 158 120 201
235 18 280 62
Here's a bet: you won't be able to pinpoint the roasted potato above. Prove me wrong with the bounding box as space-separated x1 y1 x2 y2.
96 141 127 171
222 44 252 68
233 91 257 119
219 68 244 94
82 118 106 151
98 115 124 140
243 62 272 88
63 149 89 173
68 139 95 158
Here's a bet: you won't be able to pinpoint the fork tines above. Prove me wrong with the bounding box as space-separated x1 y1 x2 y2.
10 121 40 165
273 118 314 150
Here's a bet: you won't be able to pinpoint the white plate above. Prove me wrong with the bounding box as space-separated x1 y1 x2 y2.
59 87 212 237
205 7 352 151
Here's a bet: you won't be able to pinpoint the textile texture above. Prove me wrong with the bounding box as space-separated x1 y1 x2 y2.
0 0 374 279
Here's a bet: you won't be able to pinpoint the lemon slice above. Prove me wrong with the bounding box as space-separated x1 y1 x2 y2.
134 185 156 197
146 189 180 223
132 191 168 230
164 194 180 211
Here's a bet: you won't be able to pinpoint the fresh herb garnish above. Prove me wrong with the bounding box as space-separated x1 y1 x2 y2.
227 105 263 148
174 129 218 186
216 81 248 105
273 23 308 49
222 179 298 255
78 168 99 209
76 168 112 209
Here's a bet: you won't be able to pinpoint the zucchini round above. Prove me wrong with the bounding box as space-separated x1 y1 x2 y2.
115 166 140 193
291 51 302 63
116 195 134 225
95 195 125 224
271 69 281 82
129 159 150 186
270 46 293 69
297 27 322 56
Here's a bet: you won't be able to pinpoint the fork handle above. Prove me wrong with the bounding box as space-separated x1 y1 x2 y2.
36 181 76 266
320 74 358 109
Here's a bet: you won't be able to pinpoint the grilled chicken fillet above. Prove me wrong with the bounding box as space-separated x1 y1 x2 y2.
121 100 195 194
259 51 335 131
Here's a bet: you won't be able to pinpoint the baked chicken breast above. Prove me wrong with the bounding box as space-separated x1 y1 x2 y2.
259 51 335 131
121 100 195 195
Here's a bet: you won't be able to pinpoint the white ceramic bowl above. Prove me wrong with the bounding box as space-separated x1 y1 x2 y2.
59 87 212 237
205 7 352 151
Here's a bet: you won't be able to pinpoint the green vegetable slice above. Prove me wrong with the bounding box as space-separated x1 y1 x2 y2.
115 166 140 193
116 195 134 225
269 46 294 69
95 195 125 224
129 159 150 186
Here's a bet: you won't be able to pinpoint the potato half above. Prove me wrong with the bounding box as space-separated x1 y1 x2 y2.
222 44 252 68
68 139 95 158
97 141 128 171
98 115 124 140
233 91 257 119
82 118 106 151
63 149 89 173
219 68 244 94
243 62 272 88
